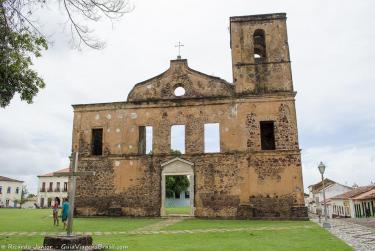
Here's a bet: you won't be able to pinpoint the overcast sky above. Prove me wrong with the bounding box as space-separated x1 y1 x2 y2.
0 0 374 194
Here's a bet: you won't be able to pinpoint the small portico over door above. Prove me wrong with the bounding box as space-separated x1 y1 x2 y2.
160 157 194 216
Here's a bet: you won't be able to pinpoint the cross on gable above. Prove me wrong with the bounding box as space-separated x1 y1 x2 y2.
175 41 184 59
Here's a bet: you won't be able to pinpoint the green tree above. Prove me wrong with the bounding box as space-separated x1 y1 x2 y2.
170 149 182 156
166 175 190 198
19 186 28 206
0 0 131 108
27 193 36 198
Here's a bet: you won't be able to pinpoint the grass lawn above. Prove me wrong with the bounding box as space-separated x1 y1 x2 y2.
0 209 353 251
165 206 191 215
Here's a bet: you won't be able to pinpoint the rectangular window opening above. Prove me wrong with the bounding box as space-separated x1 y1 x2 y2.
138 126 153 154
204 123 220 153
91 128 103 156
171 125 185 154
185 190 190 199
260 121 276 150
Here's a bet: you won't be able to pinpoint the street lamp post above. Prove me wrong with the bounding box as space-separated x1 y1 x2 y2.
318 161 331 228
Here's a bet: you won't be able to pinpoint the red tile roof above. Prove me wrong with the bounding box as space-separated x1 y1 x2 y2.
356 192 375 200
331 185 375 200
0 176 23 183
308 178 336 193
38 168 70 177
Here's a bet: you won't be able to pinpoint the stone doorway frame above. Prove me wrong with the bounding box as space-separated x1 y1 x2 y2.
160 157 194 217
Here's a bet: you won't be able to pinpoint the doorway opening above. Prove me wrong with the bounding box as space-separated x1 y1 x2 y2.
165 175 191 215
161 158 194 217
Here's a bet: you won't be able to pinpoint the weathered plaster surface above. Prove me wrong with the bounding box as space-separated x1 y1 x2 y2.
72 13 307 219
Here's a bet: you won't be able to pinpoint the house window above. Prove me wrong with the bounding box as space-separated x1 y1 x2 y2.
63 182 68 192
7 187 11 194
260 121 276 150
48 182 53 192
175 191 181 199
253 29 266 60
204 123 220 153
171 125 185 154
40 198 44 208
91 128 103 156
41 182 46 192
56 182 60 192
0 186 2 194
185 190 190 199
15 187 19 194
138 126 153 154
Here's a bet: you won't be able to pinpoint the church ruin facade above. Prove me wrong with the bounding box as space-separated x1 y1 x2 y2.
71 13 308 219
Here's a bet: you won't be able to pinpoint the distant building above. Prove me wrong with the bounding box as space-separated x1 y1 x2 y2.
330 185 375 218
0 176 24 208
307 179 352 215
304 193 309 207
37 168 69 208
21 196 38 209
166 190 190 208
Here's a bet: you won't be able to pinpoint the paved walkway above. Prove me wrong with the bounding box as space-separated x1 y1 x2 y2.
0 220 314 237
311 216 375 251
346 217 375 229
133 217 183 231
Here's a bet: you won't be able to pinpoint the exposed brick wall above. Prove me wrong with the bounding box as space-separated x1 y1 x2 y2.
247 154 301 181
75 152 306 219
246 112 260 151
237 195 307 219
275 103 299 150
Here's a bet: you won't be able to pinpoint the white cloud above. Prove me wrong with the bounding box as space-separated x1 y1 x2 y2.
302 145 375 191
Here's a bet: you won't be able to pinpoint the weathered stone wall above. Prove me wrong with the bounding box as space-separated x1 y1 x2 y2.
72 90 306 219
127 59 233 102
230 13 293 95
74 151 305 218
71 13 307 219
72 97 298 155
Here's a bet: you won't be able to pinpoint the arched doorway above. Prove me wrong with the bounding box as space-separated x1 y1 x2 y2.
161 157 194 216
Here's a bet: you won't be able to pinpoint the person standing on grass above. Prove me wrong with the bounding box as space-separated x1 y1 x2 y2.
52 197 60 226
61 198 70 230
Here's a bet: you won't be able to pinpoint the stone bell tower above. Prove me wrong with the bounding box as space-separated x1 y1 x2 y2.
230 13 293 94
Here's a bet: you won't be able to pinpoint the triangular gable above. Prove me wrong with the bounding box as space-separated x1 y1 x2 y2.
127 59 233 102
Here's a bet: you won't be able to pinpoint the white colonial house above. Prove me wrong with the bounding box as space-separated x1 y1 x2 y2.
166 186 191 208
307 178 353 216
330 185 375 218
37 168 69 208
0 176 24 208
